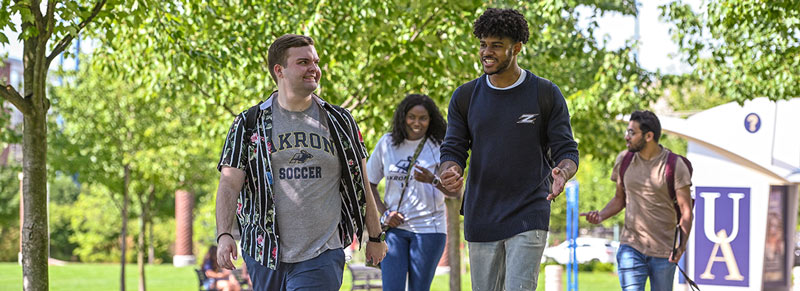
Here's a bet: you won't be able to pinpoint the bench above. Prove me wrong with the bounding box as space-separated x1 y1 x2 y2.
347 264 382 290
194 268 214 291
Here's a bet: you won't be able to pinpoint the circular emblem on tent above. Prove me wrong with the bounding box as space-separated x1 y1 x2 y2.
744 113 761 133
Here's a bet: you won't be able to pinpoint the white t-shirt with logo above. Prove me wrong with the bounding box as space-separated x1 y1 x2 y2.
366 134 446 234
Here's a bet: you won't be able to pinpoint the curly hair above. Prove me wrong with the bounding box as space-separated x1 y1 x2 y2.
473 8 529 44
390 94 447 147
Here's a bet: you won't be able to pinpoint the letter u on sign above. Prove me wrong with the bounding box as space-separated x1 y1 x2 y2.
694 187 750 287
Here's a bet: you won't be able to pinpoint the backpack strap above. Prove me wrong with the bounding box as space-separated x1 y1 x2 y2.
536 76 555 168
666 151 699 291
243 102 262 141
453 79 477 217
666 153 679 224
244 91 275 136
618 151 635 192
455 78 479 121
666 152 694 224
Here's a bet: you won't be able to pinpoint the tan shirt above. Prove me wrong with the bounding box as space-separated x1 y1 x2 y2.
611 147 692 258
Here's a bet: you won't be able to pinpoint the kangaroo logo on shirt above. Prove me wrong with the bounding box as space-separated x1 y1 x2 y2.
289 150 314 164
517 113 539 124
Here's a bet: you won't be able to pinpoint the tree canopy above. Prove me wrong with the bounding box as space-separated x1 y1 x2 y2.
92 0 650 161
661 0 800 103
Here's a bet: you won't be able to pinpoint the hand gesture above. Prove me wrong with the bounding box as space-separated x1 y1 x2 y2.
384 211 405 228
216 235 238 270
413 165 435 184
365 240 388 266
440 166 463 193
669 247 685 263
579 211 603 224
547 166 568 201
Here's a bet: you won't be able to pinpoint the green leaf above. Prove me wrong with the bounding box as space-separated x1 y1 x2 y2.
19 25 39 39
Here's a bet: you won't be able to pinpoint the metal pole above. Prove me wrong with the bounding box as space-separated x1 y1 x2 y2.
567 189 573 290
633 0 640 64
566 181 580 291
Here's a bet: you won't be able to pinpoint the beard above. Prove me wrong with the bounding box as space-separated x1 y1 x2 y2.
627 138 646 152
483 48 514 75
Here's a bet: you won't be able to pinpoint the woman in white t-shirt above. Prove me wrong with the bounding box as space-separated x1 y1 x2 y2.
366 94 459 291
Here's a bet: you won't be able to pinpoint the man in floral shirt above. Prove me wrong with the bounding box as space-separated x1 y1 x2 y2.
215 34 387 291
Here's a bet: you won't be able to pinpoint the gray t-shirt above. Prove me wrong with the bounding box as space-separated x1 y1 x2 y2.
271 101 343 263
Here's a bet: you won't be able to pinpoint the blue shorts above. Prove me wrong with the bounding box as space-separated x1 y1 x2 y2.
243 248 345 291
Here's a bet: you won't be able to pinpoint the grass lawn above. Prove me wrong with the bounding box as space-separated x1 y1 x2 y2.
0 262 620 290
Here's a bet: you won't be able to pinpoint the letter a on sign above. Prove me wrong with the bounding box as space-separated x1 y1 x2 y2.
699 229 745 281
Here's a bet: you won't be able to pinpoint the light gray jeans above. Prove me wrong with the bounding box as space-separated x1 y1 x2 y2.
468 229 548 291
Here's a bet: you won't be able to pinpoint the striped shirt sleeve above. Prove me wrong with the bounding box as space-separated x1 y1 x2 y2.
217 114 248 171
342 108 369 160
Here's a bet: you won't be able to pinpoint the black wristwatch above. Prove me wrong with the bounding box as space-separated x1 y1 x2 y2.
369 231 386 243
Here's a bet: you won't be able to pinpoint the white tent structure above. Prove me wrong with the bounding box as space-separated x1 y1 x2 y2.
660 98 800 291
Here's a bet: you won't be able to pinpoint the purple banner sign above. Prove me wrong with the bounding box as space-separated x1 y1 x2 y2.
694 186 750 287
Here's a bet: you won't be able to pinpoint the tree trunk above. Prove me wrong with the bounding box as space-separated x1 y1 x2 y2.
137 212 146 291
137 184 153 291
147 187 155 265
11 3 106 290
21 110 48 291
121 165 129 291
18 11 52 290
446 194 462 291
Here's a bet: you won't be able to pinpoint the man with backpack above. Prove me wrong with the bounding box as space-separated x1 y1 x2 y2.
582 110 694 291
438 8 579 290
214 34 387 290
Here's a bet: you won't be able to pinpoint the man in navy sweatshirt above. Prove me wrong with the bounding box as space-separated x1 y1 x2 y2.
438 8 579 290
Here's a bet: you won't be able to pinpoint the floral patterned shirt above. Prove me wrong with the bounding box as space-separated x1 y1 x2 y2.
217 95 368 269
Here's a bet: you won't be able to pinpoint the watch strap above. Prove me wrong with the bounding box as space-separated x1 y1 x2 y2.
369 231 385 242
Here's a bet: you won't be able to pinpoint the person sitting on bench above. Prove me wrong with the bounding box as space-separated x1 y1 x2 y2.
202 245 242 291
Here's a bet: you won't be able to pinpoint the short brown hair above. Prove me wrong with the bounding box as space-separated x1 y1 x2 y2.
267 34 315 83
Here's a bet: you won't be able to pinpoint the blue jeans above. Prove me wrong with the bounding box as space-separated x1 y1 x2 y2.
243 248 344 291
381 228 446 291
468 229 547 291
616 244 677 291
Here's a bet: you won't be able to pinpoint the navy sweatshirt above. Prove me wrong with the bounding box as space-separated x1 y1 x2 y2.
440 71 579 242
